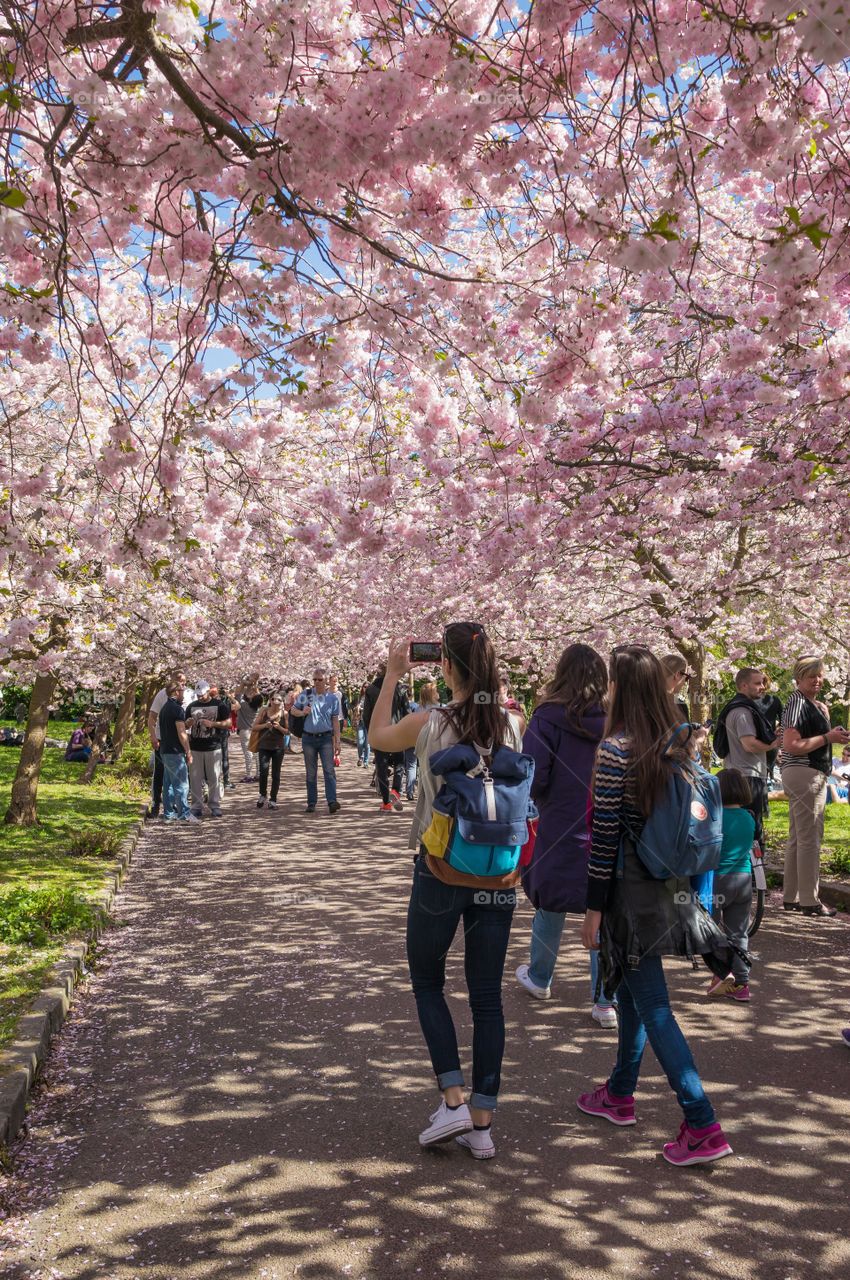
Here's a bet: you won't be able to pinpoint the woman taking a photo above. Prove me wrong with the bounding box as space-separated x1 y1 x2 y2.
660 654 691 722
780 656 849 916
516 644 613 1026
369 622 524 1161
253 693 287 810
578 645 735 1166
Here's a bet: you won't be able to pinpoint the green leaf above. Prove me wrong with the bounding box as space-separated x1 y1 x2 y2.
808 137 817 157
784 205 801 227
802 222 830 250
0 88 21 110
434 350 448 361
645 211 680 242
184 537 200 552
0 186 26 210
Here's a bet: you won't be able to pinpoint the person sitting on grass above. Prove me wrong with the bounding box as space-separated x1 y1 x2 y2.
65 719 93 763
827 746 850 803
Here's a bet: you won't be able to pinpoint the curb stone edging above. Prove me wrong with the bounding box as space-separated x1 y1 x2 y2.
763 856 850 911
0 801 148 1148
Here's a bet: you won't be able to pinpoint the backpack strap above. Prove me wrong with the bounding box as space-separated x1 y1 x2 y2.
663 722 694 756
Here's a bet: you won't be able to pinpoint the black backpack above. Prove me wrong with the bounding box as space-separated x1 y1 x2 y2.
289 688 311 738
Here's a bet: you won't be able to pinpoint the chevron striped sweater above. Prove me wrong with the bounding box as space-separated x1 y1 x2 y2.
587 734 645 912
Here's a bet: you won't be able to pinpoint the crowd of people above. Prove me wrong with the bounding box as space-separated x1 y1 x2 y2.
144 637 849 1164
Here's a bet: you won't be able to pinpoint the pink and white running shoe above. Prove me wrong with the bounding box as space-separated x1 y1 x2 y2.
576 1084 636 1126
662 1121 732 1166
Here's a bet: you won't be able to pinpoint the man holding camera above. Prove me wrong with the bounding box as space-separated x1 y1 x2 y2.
290 667 342 813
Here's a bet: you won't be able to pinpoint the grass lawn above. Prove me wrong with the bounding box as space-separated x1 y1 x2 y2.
0 743 147 1053
763 798 850 879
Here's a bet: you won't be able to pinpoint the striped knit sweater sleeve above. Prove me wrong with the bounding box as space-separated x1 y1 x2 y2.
587 736 630 912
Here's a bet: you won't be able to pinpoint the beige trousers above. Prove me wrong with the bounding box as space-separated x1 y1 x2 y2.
780 766 827 907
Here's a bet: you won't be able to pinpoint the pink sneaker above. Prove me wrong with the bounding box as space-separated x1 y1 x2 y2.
706 974 734 997
725 983 750 1001
576 1084 636 1126
663 1121 732 1166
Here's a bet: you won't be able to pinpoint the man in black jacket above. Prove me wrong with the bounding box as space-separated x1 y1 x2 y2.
714 668 778 844
362 664 410 812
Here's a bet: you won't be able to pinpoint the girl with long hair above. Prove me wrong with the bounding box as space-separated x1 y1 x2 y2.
252 693 287 809
577 645 736 1166
369 622 524 1160
516 644 612 1023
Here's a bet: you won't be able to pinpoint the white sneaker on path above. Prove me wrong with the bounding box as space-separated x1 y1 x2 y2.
456 1129 496 1160
591 1003 618 1028
515 964 551 1000
418 1100 473 1147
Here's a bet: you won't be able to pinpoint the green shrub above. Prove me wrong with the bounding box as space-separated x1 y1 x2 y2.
65 828 123 859
822 848 850 879
0 886 99 946
109 735 152 786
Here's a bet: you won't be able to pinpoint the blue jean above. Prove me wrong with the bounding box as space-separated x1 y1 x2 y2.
403 746 417 799
356 725 370 766
406 856 515 1110
528 908 614 1007
161 752 191 820
302 732 337 807
608 955 715 1128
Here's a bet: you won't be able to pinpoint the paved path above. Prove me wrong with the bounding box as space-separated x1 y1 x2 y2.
1 746 849 1280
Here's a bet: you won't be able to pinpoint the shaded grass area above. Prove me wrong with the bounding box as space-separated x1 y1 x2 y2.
763 797 850 878
0 717 76 742
0 746 146 1052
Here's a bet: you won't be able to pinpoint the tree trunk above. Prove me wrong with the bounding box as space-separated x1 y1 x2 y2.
134 676 159 736
4 672 59 826
79 714 111 785
679 640 710 765
112 679 137 760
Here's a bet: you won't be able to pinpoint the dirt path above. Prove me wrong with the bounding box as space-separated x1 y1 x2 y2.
1 746 848 1280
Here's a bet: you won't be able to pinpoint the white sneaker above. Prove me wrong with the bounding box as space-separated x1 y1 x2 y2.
515 964 551 1000
591 1003 618 1028
418 1100 473 1147
456 1129 496 1160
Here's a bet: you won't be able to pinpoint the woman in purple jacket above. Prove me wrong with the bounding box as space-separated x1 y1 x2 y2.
516 645 614 1025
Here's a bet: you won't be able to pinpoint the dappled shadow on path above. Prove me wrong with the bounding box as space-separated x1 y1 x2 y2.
1 745 849 1280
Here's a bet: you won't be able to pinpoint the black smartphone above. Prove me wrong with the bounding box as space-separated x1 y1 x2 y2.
409 641 442 664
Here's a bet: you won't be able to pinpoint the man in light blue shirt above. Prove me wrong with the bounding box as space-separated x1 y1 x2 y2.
290 667 341 813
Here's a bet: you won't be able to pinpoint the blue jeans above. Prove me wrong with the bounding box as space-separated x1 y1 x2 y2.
528 908 614 1008
356 725 370 766
608 955 715 1128
302 732 337 807
160 752 191 820
403 746 417 799
406 857 515 1110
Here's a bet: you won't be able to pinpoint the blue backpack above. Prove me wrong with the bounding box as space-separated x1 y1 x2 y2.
421 741 537 878
623 754 723 881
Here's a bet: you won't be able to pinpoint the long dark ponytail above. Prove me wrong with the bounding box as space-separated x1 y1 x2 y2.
441 621 509 748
